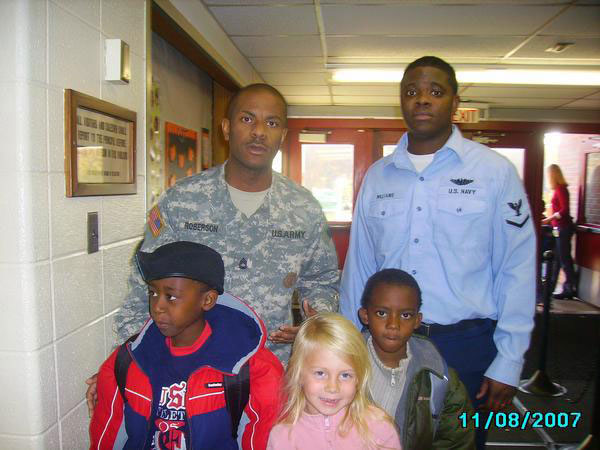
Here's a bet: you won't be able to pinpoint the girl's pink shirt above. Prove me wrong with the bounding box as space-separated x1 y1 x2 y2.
267 407 401 450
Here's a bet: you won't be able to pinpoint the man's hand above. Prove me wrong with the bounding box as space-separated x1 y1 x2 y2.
541 217 552 225
85 373 99 418
476 376 516 412
268 300 317 344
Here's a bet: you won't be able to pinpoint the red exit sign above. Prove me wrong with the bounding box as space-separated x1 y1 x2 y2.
453 108 480 123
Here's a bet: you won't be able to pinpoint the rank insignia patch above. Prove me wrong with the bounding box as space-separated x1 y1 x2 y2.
505 199 529 228
507 199 523 216
283 272 298 288
148 205 164 238
506 215 530 228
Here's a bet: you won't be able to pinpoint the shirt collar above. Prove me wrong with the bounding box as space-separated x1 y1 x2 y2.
221 161 277 196
301 406 348 429
166 321 213 356
221 161 276 221
386 125 466 170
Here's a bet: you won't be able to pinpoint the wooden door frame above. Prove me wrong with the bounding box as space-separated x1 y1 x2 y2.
287 118 599 225
286 127 372 220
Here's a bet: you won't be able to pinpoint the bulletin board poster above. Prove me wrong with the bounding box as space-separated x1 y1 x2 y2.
201 128 211 169
165 122 198 188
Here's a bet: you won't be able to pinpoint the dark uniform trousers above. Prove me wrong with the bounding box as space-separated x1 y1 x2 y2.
417 318 497 450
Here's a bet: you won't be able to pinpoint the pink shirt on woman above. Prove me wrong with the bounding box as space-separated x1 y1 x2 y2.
267 407 401 450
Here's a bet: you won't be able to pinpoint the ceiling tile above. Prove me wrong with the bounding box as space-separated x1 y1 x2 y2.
559 99 600 109
512 36 600 60
321 0 573 3
333 95 400 105
543 5 600 37
284 95 332 105
470 97 567 108
232 35 322 57
197 0 600 112
327 35 521 58
261 72 330 85
209 5 317 35
331 85 399 96
584 90 600 100
275 85 330 95
460 86 599 99
250 57 324 72
204 0 309 4
321 4 563 36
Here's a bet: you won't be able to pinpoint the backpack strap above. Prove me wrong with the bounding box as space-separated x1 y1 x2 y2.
224 362 251 440
429 357 449 436
114 334 138 404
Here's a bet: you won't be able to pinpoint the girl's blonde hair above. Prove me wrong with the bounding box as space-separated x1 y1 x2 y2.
547 164 568 189
279 312 393 445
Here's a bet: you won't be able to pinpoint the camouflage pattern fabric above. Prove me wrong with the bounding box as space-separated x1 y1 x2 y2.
114 164 340 362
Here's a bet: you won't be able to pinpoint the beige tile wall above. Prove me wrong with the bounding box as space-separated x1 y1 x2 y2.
0 0 146 448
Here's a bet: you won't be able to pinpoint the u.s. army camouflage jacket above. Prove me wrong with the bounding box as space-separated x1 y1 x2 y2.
114 164 340 361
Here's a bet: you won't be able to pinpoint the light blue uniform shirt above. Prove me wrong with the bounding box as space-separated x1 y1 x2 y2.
340 126 536 386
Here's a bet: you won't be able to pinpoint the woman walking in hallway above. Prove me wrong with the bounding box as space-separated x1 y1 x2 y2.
542 164 577 299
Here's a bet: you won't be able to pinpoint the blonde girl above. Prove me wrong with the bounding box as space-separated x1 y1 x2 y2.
267 313 401 449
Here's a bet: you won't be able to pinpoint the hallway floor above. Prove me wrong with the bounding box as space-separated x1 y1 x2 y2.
486 299 599 449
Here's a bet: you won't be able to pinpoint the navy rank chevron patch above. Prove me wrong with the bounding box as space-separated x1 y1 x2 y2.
506 214 530 228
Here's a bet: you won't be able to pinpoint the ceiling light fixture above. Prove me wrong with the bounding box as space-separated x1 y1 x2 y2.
332 69 405 83
331 68 600 86
545 42 574 53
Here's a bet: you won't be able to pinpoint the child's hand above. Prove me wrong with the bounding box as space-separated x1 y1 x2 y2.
85 373 99 418
269 300 317 344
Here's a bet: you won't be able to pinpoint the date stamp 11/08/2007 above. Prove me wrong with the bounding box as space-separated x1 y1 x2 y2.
459 412 582 430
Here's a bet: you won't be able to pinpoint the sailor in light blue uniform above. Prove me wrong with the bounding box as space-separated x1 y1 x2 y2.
340 56 536 449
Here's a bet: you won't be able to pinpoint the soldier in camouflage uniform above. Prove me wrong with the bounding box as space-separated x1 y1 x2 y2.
115 164 339 361
114 84 339 362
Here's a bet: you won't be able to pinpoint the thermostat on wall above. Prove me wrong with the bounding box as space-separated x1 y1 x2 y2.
105 39 130 84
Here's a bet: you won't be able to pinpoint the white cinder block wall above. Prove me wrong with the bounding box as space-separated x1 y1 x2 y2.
0 1 147 448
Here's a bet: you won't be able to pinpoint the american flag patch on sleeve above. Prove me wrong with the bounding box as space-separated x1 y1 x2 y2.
148 205 164 237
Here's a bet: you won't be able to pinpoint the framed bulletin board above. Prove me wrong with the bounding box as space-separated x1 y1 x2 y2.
64 89 137 196
165 122 199 188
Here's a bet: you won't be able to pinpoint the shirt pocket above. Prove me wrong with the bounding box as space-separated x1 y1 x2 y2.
366 199 409 259
434 197 490 247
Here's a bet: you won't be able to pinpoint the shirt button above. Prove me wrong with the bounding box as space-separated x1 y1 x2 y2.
412 270 417 275
416 206 422 211
381 210 386 216
419 176 424 181
414 238 419 243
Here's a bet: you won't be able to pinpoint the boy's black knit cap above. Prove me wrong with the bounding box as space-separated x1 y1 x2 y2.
136 241 224 294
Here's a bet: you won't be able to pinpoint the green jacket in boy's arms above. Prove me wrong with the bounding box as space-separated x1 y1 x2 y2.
371 333 476 450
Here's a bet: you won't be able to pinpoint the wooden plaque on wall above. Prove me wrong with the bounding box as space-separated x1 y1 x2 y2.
64 89 137 197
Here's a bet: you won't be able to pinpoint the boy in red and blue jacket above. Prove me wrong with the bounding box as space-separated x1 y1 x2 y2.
89 241 283 449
